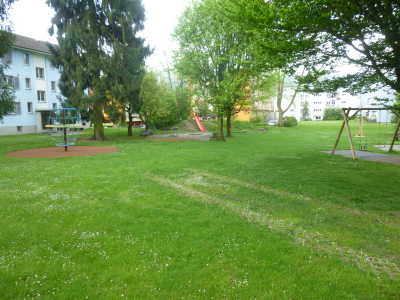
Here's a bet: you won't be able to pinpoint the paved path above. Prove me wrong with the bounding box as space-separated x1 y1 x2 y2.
322 150 400 166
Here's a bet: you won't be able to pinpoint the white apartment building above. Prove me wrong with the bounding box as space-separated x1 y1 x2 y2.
278 89 396 122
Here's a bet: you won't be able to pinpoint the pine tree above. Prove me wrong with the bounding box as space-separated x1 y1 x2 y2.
47 0 149 140
0 0 17 121
110 31 152 136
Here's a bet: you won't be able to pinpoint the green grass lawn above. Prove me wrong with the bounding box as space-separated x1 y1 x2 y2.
1 121 400 299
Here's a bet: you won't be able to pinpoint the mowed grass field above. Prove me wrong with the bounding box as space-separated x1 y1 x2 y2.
1 121 400 299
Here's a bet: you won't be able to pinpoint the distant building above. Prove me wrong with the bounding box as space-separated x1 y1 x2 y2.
281 90 396 122
0 34 64 136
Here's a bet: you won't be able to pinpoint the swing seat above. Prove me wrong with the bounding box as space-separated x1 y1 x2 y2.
359 144 367 151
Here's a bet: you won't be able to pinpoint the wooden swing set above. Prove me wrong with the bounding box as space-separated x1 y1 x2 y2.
332 107 400 160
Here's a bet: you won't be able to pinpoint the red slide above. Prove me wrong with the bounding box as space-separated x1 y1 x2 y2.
194 112 206 132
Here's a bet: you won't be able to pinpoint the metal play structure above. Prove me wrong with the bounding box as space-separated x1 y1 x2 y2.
332 107 400 160
47 103 83 151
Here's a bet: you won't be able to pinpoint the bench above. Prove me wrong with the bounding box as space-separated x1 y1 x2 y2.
162 127 178 134
258 128 266 133
139 129 153 136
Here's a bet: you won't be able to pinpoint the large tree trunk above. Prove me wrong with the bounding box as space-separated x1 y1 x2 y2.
277 72 285 127
90 102 107 141
226 114 231 137
215 111 226 141
278 106 284 127
128 109 133 136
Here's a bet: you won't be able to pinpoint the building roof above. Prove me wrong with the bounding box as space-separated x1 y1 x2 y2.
13 33 58 54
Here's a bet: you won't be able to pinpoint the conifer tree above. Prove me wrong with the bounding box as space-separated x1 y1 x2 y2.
47 0 149 140
0 0 17 121
110 32 152 136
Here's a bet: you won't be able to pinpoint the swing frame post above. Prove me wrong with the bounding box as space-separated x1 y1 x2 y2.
332 108 359 159
332 108 350 154
343 107 357 159
389 110 400 152
332 107 400 159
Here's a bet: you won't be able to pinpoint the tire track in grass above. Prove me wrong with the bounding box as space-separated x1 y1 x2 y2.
151 174 400 281
191 169 400 228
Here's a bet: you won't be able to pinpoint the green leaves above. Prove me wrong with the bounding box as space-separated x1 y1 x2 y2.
138 71 176 128
47 0 150 140
173 0 255 138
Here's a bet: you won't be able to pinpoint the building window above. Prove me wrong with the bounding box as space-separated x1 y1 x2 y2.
17 126 22 132
25 78 31 89
23 53 29 65
4 75 19 89
27 102 33 113
52 103 57 109
315 116 321 120
36 67 45 79
342 101 346 104
1 50 12 63
12 103 21 115
5 75 13 88
37 91 46 102
332 101 335 105
327 93 334 98
51 81 56 92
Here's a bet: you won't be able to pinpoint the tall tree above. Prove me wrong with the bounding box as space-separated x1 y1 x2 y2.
0 0 17 121
173 0 253 141
160 53 191 121
275 67 307 127
220 71 251 136
47 0 148 140
300 100 310 121
110 29 152 136
138 71 176 130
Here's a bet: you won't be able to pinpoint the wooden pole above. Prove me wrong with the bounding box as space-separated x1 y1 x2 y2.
63 109 67 151
64 128 67 151
332 109 352 155
389 118 400 152
343 107 357 159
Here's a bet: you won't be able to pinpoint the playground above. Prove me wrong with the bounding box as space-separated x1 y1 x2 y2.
1 121 400 299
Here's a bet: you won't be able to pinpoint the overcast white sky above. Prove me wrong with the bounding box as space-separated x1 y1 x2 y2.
9 0 191 70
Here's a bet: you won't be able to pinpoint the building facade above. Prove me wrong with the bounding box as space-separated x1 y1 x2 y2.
0 34 63 136
281 90 396 123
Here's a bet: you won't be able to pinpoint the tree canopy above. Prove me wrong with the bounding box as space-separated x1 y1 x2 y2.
172 0 253 140
234 0 400 98
47 0 149 140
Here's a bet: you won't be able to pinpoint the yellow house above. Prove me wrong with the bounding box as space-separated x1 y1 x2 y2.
234 100 275 122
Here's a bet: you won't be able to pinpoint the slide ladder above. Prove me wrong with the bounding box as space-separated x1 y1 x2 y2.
194 112 205 132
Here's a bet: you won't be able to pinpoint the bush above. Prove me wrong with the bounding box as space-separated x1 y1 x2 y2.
250 116 261 123
278 116 298 127
300 117 312 121
151 113 179 128
323 107 344 120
